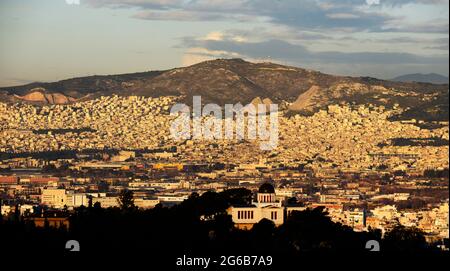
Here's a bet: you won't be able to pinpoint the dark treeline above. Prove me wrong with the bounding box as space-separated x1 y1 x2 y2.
32 128 97 135
0 149 119 160
424 168 450 179
0 189 442 257
391 137 449 147
0 147 179 161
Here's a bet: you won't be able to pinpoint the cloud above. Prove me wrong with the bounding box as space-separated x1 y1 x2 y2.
222 27 332 44
82 0 448 77
209 39 444 64
424 38 449 51
380 19 449 33
83 0 448 33
181 47 241 66
326 13 361 19
181 36 448 77
204 31 225 41
239 0 393 32
133 10 228 21
85 0 184 9
358 36 449 47
425 44 450 51
326 0 448 6
381 0 448 6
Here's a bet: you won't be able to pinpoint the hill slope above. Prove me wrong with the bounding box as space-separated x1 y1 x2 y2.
1 59 448 121
391 73 449 84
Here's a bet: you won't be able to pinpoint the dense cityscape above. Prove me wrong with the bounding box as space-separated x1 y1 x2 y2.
1 0 449 263
0 95 448 252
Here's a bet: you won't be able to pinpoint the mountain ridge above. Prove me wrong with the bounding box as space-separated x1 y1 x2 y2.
1 59 448 121
391 73 449 84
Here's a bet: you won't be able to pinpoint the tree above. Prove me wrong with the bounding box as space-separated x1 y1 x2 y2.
181 191 228 219
249 219 276 253
98 181 109 193
118 190 135 210
383 225 429 252
220 188 253 206
287 197 298 205
252 218 276 240
14 204 21 222
277 207 362 252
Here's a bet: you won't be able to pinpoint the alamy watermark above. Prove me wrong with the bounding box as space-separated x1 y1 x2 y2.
65 0 80 5
366 0 380 6
365 240 380 251
170 96 279 151
65 240 80 251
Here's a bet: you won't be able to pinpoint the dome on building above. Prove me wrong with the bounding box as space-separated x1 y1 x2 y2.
258 183 275 193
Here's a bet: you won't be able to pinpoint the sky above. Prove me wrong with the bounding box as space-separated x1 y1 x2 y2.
0 0 448 87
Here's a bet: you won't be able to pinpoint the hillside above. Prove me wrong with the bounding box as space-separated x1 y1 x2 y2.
391 73 449 85
0 59 448 121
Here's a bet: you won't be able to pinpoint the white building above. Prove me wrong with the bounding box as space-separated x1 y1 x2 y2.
345 209 366 231
41 188 67 208
135 198 160 209
66 193 89 207
92 196 119 208
227 183 285 230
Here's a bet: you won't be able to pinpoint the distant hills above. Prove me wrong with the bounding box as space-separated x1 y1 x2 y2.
0 59 448 121
391 73 449 85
